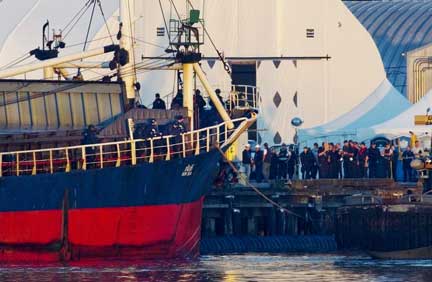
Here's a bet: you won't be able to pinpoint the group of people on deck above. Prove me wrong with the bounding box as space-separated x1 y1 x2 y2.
240 137 427 183
242 143 298 183
298 139 425 182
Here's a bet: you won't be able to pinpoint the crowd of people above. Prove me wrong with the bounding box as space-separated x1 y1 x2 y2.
241 139 428 183
242 143 298 183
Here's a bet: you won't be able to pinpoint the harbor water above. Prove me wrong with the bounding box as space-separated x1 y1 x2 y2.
1 254 432 282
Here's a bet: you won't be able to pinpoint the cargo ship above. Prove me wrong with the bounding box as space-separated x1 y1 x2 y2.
0 0 257 261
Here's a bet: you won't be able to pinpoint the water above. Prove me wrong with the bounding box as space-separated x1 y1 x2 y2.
1 254 432 282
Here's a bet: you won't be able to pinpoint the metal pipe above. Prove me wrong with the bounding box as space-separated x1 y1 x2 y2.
193 63 234 129
119 0 137 100
0 45 118 79
183 63 194 130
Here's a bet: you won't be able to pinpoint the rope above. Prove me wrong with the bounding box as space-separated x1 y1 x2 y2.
215 146 305 219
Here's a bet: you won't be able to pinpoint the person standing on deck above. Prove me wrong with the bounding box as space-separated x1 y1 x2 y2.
152 93 166 110
367 142 380 178
287 145 297 181
253 145 264 183
318 143 329 179
263 143 271 181
357 142 368 178
311 143 319 179
382 143 393 179
277 143 289 181
242 144 252 180
391 143 400 181
402 146 415 182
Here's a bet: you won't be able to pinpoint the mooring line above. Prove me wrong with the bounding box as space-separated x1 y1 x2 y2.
216 146 305 219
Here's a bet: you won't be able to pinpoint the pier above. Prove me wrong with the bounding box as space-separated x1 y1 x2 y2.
201 179 420 253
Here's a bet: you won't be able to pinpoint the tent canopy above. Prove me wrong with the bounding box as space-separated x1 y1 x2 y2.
298 79 410 145
358 88 432 141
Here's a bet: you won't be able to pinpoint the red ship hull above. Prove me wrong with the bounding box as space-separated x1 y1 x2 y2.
0 198 203 262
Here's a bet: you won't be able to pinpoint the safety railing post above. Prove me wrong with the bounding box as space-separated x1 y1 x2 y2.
195 131 200 156
65 149 71 173
15 153 20 176
116 144 121 167
131 141 137 166
224 123 228 142
48 150 54 174
99 145 104 169
165 137 171 161
206 128 210 152
0 154 2 177
216 126 220 145
182 134 186 158
81 147 87 170
32 151 37 175
149 139 154 163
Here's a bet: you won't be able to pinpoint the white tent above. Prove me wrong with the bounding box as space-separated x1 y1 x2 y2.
357 89 432 142
298 79 411 146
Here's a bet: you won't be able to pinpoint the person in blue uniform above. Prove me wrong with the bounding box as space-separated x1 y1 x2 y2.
152 93 166 110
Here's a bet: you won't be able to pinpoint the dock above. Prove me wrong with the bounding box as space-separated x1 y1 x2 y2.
201 179 419 253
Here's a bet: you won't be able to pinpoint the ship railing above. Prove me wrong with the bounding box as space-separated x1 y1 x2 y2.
148 84 260 112
0 117 247 177
227 85 260 112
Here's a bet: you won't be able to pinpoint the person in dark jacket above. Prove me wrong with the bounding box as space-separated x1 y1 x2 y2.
402 146 415 182
82 124 98 167
368 142 380 178
253 145 264 183
383 143 393 178
328 143 339 178
262 143 272 181
152 93 166 110
278 143 290 180
287 146 297 181
300 147 315 179
170 90 183 109
357 142 368 178
242 144 252 179
269 147 279 181
318 143 329 179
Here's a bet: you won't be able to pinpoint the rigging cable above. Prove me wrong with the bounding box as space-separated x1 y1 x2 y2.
97 0 115 44
63 0 94 40
158 0 172 44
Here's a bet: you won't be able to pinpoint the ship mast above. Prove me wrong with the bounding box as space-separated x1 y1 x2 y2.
119 0 137 102
169 3 234 130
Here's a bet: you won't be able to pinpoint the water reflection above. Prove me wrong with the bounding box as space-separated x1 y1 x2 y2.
0 254 431 282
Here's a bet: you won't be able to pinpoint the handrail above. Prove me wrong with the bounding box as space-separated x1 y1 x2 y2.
0 117 248 177
146 84 260 112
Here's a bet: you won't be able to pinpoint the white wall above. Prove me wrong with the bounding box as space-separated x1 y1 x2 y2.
0 0 387 145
